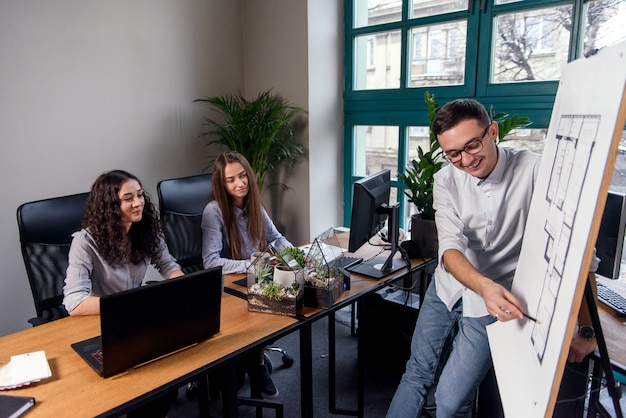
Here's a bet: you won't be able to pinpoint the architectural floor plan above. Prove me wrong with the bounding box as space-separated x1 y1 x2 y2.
531 114 600 361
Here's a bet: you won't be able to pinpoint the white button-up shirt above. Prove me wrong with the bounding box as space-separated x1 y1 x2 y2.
433 146 542 317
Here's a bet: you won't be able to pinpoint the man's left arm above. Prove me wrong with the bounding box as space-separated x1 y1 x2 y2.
568 272 598 363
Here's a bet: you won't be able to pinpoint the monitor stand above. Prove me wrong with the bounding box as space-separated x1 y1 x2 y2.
348 256 407 279
348 203 408 280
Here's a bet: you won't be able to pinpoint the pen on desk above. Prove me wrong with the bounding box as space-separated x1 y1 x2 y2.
522 312 541 324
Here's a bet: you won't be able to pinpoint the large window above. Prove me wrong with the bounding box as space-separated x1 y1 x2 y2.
344 0 626 231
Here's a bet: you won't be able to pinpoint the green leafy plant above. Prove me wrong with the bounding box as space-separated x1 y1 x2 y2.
194 90 306 191
257 274 300 300
258 279 284 301
489 106 532 143
275 246 306 268
397 91 443 221
312 258 338 279
255 264 272 282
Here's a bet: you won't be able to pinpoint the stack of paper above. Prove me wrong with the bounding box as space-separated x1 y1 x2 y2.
0 351 51 390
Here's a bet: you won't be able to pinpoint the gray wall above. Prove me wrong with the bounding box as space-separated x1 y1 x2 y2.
0 0 343 336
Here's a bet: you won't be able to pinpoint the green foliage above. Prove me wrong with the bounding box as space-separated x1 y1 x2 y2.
258 279 283 301
489 106 532 142
255 264 272 282
397 91 443 221
257 272 300 300
194 90 305 191
275 246 306 268
312 258 338 279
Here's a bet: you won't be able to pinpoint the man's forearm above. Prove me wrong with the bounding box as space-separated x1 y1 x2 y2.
441 249 492 296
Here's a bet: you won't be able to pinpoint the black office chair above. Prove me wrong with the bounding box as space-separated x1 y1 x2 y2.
157 173 212 274
17 192 89 326
158 173 291 415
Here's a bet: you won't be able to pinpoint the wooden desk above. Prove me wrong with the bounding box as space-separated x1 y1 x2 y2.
0 234 433 418
0 293 298 417
224 238 436 418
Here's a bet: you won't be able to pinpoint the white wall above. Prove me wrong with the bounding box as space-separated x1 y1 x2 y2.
307 0 344 239
241 0 344 243
0 0 343 336
0 0 245 335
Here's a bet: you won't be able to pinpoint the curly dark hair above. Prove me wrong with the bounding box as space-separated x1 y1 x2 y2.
82 170 163 266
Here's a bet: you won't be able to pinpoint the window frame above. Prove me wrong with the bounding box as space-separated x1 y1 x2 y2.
344 0 612 228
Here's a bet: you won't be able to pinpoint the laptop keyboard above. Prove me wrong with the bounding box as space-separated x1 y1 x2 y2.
597 282 626 316
90 349 104 365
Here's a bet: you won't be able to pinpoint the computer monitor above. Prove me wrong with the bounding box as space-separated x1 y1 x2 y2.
596 191 626 280
347 169 407 279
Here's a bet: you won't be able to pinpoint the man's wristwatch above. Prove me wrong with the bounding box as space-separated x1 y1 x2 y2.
578 325 595 340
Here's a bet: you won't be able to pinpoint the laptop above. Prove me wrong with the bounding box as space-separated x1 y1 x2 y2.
71 267 223 378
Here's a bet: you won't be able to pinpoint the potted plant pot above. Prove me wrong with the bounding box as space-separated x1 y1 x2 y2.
410 214 438 259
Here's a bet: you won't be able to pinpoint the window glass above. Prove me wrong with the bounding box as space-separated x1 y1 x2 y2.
403 126 433 229
354 0 401 28
583 0 626 56
353 125 400 177
499 128 546 153
409 21 467 87
407 126 431 162
492 5 573 83
609 130 626 195
495 0 522 4
354 30 402 90
410 0 467 19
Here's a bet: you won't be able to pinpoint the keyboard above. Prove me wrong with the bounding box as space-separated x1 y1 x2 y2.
330 255 363 270
596 282 626 316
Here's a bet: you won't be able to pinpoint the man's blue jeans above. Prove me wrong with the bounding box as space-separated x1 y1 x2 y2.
386 281 496 418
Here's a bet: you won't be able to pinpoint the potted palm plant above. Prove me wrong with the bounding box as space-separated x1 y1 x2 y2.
194 90 305 191
399 91 532 258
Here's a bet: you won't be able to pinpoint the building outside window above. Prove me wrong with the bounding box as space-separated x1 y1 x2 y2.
345 0 626 231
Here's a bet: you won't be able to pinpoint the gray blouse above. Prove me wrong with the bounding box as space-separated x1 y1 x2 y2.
62 228 181 313
201 201 291 274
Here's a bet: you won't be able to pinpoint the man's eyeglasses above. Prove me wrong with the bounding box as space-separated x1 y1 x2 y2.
442 125 491 163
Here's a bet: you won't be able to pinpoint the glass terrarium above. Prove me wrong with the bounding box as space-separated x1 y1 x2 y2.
304 229 346 309
246 243 304 317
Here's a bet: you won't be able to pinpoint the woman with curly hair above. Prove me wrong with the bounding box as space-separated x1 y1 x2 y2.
63 170 183 316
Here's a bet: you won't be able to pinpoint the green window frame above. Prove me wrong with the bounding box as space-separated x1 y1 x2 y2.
343 0 625 228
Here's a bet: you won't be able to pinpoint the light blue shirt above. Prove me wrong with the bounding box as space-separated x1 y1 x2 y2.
433 147 541 317
201 200 291 274
63 229 181 313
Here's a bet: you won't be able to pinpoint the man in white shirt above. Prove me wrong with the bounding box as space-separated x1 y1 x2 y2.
387 99 597 417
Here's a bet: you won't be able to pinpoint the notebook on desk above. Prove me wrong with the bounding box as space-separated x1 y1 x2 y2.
71 267 223 378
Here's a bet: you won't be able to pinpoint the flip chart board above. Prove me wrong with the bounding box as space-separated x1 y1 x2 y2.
487 40 626 418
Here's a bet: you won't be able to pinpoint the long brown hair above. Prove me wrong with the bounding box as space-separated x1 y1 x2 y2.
211 151 266 259
82 170 162 266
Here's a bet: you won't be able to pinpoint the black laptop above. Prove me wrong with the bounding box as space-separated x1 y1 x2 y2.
71 267 223 378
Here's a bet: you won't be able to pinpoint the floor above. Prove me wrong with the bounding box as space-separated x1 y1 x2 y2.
166 306 400 418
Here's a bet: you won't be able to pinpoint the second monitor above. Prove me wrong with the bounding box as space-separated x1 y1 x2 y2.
347 169 408 279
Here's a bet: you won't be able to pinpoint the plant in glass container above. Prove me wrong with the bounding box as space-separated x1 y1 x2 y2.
303 230 346 309
246 244 304 317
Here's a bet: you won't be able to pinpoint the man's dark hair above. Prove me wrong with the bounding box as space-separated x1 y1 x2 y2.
432 98 491 138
